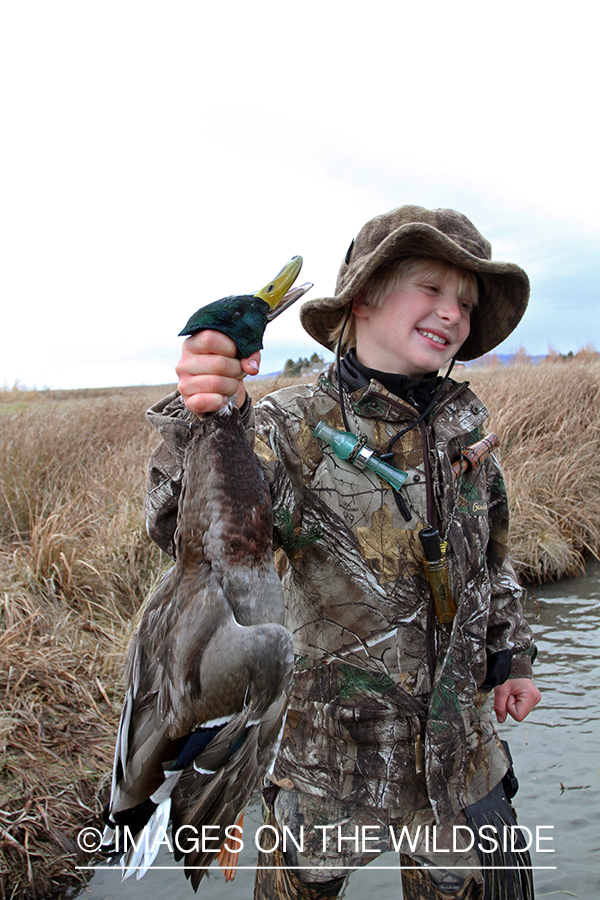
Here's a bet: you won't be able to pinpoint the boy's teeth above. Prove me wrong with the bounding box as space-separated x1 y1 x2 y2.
419 330 447 345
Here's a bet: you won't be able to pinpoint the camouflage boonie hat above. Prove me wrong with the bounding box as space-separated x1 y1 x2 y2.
300 205 530 361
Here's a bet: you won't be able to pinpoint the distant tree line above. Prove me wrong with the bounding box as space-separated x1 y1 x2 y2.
283 353 323 378
473 344 598 368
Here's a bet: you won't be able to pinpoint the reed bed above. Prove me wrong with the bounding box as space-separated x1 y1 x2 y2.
1 358 599 897
466 354 600 582
0 386 171 899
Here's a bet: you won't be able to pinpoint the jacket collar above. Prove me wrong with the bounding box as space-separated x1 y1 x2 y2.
319 362 488 434
340 348 440 411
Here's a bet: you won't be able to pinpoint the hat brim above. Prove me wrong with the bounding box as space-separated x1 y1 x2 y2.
300 222 529 361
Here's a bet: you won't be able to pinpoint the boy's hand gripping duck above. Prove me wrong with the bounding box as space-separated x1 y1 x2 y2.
102 258 311 889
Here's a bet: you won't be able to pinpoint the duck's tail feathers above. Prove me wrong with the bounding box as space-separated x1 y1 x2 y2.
102 769 184 874
120 797 172 881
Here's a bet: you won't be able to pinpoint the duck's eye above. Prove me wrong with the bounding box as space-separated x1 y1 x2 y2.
233 309 243 318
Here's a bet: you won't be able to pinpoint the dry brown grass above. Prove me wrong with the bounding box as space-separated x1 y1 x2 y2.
468 352 600 582
0 386 172 899
1 359 600 896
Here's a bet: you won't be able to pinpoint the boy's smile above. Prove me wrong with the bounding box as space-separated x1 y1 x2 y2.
353 266 473 378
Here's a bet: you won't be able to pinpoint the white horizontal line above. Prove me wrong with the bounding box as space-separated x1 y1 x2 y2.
77 865 558 871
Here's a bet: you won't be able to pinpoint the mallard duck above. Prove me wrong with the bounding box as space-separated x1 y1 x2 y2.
102 258 312 889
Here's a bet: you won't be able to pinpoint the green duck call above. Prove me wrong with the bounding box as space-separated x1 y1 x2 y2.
313 420 408 492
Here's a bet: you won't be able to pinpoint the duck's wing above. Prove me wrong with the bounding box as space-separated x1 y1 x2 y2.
103 569 179 822
103 564 219 833
103 564 293 883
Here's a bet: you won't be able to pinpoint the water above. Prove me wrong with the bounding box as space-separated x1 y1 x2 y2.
80 564 600 899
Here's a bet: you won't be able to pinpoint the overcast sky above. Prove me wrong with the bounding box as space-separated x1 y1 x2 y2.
2 1 599 389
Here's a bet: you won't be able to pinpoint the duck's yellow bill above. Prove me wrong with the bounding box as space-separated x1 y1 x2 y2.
254 256 313 320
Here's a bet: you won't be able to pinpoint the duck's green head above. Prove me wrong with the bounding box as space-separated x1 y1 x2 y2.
179 256 312 359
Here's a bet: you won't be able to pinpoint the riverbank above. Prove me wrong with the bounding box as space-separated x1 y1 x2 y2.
1 356 599 897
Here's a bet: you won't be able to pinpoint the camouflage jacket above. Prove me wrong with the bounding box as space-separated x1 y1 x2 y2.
145 365 535 825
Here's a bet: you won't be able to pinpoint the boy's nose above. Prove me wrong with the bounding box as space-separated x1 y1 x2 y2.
436 294 462 325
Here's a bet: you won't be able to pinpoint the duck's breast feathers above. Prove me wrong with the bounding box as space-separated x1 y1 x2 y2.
178 407 275 570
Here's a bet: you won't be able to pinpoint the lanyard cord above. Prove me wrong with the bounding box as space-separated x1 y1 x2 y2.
380 359 456 522
336 302 355 434
382 357 457 459
335 303 458 522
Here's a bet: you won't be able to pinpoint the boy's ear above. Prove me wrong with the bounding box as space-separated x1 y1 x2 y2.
352 293 371 318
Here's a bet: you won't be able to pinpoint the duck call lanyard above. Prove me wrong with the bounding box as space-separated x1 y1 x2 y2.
333 301 458 515
322 302 463 623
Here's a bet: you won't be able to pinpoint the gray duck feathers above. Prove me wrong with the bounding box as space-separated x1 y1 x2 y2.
102 400 294 889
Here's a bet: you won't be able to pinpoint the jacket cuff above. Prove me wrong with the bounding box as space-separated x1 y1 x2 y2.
509 646 537 679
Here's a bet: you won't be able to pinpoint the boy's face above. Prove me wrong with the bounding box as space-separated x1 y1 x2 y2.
353 265 473 377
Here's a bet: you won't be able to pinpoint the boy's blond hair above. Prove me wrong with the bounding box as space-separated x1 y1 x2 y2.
328 256 478 356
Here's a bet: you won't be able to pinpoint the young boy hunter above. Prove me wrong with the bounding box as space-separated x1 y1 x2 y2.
145 206 541 899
